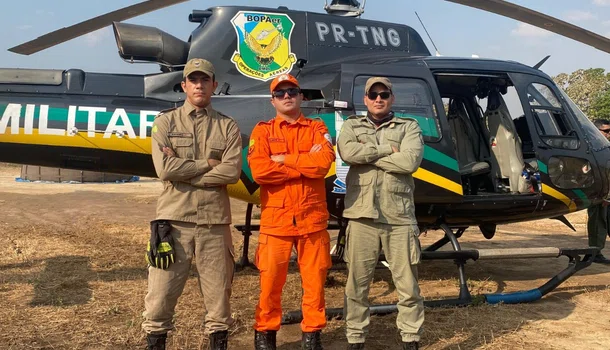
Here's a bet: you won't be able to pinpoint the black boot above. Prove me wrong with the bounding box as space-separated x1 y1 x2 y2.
146 333 166 350
209 330 228 350
347 343 365 349
402 341 419 350
593 254 610 264
254 330 277 350
302 331 322 350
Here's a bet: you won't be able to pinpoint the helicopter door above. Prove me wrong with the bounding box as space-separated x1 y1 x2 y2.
336 62 463 204
509 72 599 212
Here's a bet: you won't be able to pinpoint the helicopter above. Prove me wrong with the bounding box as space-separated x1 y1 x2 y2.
1 0 610 317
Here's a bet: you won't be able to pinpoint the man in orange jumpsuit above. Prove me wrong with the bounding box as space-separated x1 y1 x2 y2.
247 73 335 350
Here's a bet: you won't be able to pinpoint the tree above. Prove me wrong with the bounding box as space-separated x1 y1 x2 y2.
552 68 610 119
590 89 610 120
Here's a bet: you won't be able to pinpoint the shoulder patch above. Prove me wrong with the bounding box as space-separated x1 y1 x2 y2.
155 107 177 118
255 119 273 127
215 111 235 121
402 117 419 123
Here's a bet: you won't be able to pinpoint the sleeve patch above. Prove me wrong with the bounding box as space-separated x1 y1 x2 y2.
248 139 255 155
324 133 332 144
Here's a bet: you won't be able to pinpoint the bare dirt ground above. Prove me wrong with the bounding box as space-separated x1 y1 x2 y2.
1 162 609 350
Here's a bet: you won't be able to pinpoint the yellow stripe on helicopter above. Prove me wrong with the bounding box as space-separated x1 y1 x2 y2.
541 183 577 212
4 129 464 198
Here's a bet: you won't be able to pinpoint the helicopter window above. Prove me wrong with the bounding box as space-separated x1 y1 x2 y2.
528 84 561 108
353 76 440 140
558 88 610 151
527 83 578 149
548 156 594 189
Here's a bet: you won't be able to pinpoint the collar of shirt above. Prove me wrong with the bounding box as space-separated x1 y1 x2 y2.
183 100 212 117
366 111 394 127
275 113 308 126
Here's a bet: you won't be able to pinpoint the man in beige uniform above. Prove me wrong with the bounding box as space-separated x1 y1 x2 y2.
337 77 424 350
143 58 243 350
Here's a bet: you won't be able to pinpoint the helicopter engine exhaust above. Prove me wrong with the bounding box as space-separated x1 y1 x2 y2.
112 22 189 67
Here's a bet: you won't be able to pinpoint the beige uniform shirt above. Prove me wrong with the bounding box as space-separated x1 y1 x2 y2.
151 101 243 225
337 113 424 225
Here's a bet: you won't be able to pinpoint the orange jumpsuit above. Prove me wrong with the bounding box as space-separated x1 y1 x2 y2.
248 114 335 332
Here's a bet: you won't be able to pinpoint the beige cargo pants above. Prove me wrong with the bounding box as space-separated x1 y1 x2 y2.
343 218 424 344
142 221 235 335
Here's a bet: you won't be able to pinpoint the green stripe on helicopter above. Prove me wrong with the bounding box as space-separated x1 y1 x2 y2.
572 189 591 208
538 160 548 174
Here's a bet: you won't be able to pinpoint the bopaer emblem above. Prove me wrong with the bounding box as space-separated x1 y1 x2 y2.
230 11 297 81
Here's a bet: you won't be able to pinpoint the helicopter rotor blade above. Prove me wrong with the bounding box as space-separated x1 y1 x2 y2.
446 0 610 54
8 0 189 55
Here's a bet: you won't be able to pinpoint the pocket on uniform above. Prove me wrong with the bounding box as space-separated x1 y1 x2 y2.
255 234 268 272
307 202 330 224
354 127 375 144
345 175 373 209
386 174 410 215
261 196 284 227
318 230 333 270
384 129 404 150
269 142 287 155
386 173 409 193
171 137 194 159
409 226 421 265
207 139 227 160
343 223 351 264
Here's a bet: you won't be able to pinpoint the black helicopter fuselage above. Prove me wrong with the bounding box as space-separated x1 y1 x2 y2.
1 5 609 230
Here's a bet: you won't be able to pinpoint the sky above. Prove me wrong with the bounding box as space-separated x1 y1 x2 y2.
1 0 610 78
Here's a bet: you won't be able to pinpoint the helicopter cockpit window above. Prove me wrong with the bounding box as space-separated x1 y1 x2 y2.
558 88 610 151
527 83 579 150
353 76 440 141
548 156 594 189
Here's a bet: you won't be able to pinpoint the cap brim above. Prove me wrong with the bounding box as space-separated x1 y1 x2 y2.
185 69 214 78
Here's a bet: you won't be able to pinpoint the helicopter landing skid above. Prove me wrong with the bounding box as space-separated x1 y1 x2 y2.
281 222 600 324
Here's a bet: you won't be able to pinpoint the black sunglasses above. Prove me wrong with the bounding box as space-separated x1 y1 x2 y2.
367 91 392 100
600 128 610 134
272 87 301 98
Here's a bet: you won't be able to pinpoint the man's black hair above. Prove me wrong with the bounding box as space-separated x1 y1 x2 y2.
593 119 610 128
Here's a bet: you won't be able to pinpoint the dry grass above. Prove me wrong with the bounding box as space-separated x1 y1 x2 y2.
1 165 610 349
3 216 609 349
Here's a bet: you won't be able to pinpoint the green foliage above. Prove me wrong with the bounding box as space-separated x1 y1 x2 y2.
552 68 610 120
590 89 610 120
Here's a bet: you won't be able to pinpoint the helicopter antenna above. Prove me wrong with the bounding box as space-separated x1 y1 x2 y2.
415 11 441 56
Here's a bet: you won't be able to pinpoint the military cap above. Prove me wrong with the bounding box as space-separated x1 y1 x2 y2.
365 77 393 94
270 73 300 93
183 58 215 78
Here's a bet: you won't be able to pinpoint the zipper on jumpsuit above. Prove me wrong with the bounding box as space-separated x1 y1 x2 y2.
279 121 298 232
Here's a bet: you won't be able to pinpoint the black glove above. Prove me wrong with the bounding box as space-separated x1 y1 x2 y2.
146 220 175 269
